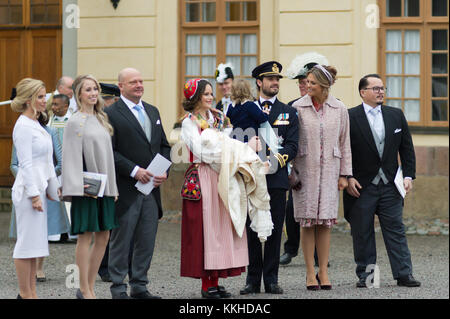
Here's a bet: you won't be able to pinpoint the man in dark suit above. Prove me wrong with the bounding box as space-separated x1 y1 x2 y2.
240 61 299 295
344 74 420 288
105 68 171 299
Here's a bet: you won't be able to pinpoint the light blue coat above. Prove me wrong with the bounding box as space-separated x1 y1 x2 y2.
9 126 71 238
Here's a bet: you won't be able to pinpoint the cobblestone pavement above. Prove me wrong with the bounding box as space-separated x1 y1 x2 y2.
0 212 448 301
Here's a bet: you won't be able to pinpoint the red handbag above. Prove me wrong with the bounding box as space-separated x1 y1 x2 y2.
181 164 202 200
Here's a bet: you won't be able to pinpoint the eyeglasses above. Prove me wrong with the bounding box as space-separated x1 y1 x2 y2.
363 86 387 93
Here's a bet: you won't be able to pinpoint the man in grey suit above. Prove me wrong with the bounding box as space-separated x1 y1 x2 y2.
105 68 171 299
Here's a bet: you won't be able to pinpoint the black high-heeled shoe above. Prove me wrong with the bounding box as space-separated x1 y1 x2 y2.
76 288 85 299
316 273 332 290
306 276 320 291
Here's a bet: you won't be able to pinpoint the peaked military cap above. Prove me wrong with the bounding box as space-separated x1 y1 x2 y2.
252 61 283 79
100 83 120 97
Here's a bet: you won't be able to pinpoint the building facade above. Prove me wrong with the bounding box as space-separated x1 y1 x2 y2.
0 0 448 218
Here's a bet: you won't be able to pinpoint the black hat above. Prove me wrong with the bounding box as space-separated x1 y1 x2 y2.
215 63 234 83
295 62 318 79
285 52 329 80
100 83 120 98
252 61 283 79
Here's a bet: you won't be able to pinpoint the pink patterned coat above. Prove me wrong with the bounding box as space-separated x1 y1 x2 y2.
291 94 352 223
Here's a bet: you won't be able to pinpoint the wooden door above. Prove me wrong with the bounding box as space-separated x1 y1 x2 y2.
0 0 61 186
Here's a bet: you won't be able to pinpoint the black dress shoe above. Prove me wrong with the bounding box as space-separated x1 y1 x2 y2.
131 291 162 299
216 286 231 298
356 277 370 288
280 252 297 265
265 283 283 294
240 283 261 295
201 287 221 299
113 292 132 299
397 275 421 287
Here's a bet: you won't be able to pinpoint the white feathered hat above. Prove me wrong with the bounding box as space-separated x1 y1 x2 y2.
215 63 234 83
285 52 329 80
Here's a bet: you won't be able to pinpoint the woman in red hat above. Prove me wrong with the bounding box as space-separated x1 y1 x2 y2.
179 79 268 299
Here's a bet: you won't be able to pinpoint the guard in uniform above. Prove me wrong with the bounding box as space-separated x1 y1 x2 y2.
280 52 329 266
214 63 234 115
100 83 120 107
240 61 299 295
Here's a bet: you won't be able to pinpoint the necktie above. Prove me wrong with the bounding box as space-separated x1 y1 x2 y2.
133 105 146 130
370 108 382 139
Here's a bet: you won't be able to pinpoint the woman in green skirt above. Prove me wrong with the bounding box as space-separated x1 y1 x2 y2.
62 75 119 299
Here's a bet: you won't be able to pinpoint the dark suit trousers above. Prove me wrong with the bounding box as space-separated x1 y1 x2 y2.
246 188 286 288
348 182 413 280
98 237 134 278
109 193 159 296
283 190 300 255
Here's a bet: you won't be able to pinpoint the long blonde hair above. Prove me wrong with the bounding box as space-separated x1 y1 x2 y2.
73 75 113 136
11 78 47 121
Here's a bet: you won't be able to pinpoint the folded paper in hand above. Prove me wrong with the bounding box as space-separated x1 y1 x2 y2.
83 172 108 197
394 166 406 198
135 153 172 195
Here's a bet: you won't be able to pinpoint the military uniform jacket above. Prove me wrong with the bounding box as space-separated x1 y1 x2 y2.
260 98 299 190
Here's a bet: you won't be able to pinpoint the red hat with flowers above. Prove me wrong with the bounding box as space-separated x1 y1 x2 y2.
184 78 201 100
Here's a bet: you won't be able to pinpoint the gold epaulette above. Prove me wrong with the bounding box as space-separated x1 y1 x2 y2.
274 153 289 168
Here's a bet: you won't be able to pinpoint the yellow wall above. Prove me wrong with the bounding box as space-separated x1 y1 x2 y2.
272 0 378 110
77 0 178 134
76 0 447 147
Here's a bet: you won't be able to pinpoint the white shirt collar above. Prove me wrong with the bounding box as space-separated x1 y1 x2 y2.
121 94 144 111
53 109 72 122
259 96 277 105
363 102 381 115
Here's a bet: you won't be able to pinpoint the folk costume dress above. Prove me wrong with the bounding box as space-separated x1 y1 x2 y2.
179 110 248 279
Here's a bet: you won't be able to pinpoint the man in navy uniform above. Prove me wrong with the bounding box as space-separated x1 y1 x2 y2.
214 63 234 115
240 61 299 295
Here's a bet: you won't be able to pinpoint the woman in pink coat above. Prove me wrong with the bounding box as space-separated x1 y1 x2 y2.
291 65 352 290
